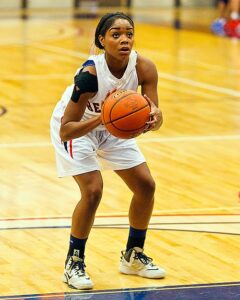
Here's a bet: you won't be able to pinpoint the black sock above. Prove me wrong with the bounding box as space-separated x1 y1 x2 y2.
67 235 87 259
126 226 147 251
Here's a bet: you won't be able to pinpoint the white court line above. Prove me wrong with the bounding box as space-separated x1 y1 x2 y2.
153 206 240 214
0 74 72 80
96 206 240 215
137 134 240 143
158 81 219 99
141 48 240 75
0 142 52 148
30 43 240 98
1 27 239 75
31 42 89 59
1 215 240 235
1 29 240 97
158 71 240 98
0 28 77 46
0 135 240 148
0 72 219 100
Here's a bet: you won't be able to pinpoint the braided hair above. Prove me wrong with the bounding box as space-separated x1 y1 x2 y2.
95 12 134 49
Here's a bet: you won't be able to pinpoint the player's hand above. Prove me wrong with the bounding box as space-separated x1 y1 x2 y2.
143 94 163 133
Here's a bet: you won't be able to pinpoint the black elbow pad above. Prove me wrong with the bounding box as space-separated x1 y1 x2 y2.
71 71 98 103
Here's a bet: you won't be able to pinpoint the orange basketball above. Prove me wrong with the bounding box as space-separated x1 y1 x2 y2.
101 90 151 139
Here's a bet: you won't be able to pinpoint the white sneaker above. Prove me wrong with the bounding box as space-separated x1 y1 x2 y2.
63 256 93 289
119 247 166 279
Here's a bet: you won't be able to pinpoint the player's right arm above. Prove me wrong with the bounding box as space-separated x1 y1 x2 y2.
60 66 102 142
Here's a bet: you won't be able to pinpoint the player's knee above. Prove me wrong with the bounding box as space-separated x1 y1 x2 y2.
138 177 156 199
145 178 156 198
84 187 103 210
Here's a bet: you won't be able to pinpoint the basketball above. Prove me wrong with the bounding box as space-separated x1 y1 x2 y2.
101 89 151 139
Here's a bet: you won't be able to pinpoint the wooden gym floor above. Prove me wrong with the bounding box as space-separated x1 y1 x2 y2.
0 6 240 300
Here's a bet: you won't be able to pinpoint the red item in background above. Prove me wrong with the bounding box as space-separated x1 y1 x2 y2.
224 19 240 38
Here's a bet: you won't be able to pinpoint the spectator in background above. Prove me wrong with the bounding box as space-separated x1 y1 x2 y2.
224 0 240 37
211 0 229 35
211 0 240 38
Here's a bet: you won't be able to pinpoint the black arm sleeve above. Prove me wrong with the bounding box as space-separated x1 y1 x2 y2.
71 71 98 103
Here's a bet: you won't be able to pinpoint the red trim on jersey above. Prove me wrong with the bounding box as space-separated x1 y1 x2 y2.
69 140 73 158
60 116 64 144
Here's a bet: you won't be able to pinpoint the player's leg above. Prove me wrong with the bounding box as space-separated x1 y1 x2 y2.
50 102 103 289
224 0 240 37
229 0 240 19
115 163 166 279
99 135 165 278
211 0 229 35
63 170 103 290
72 171 103 239
219 0 229 18
115 163 155 230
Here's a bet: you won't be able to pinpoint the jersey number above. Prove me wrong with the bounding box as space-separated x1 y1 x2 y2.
87 101 101 113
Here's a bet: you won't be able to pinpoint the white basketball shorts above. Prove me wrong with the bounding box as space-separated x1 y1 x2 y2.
50 115 145 177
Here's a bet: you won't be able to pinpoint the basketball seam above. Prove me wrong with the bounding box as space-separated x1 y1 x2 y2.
102 91 135 126
104 91 150 126
109 91 140 123
104 104 150 130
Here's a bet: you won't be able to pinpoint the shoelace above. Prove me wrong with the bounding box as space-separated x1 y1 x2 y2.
135 252 155 266
71 260 86 276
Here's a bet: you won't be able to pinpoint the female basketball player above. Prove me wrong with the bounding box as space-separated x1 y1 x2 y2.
50 12 165 290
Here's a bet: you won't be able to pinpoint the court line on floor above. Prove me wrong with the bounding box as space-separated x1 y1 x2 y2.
2 30 240 96
0 73 236 100
0 29 78 46
138 134 240 143
1 43 240 98
3 28 239 75
157 71 240 97
0 72 235 100
1 210 240 222
1 226 240 236
140 48 240 75
0 134 240 148
1 281 240 299
28 43 240 98
0 74 72 80
1 214 240 235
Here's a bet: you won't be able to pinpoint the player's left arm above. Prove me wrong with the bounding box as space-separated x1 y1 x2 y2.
137 54 163 131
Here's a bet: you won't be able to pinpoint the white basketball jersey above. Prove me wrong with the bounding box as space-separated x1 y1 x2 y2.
82 50 138 130
52 50 138 131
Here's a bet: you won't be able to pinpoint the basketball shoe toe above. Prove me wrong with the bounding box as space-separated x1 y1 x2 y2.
119 247 166 279
63 256 93 290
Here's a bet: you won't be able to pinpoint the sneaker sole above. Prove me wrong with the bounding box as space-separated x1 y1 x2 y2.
63 274 93 290
119 265 166 279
